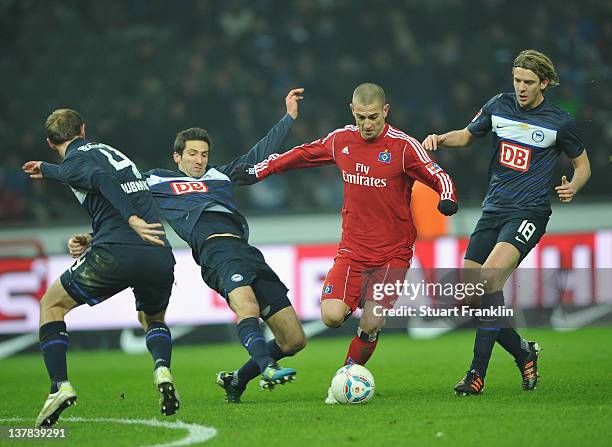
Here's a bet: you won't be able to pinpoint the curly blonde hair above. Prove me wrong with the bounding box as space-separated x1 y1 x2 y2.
513 50 560 89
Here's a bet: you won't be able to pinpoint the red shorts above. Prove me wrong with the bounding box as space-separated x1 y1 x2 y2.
321 255 411 312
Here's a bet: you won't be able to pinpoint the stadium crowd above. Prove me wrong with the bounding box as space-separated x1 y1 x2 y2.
1 0 609 225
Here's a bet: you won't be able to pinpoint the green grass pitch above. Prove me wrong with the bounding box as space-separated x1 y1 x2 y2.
2 327 611 446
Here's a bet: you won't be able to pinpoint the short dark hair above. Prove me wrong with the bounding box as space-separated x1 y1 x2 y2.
45 109 83 144
173 127 212 155
352 83 386 106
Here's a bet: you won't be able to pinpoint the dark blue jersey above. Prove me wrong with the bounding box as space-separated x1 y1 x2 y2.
145 113 293 248
467 93 584 213
41 138 169 246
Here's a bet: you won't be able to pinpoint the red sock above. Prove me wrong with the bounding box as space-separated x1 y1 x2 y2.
344 336 379 365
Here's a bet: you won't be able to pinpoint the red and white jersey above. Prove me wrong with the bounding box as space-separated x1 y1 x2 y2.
255 123 456 262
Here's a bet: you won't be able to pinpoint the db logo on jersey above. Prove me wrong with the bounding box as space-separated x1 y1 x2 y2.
170 181 208 195
499 142 532 172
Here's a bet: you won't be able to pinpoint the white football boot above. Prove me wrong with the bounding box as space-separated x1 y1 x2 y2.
325 386 338 404
35 381 77 427
154 366 180 415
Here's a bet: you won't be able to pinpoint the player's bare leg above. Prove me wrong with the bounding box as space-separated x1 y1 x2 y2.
320 299 352 328
138 309 179 415
266 306 307 356
36 279 80 427
321 299 384 404
345 299 384 366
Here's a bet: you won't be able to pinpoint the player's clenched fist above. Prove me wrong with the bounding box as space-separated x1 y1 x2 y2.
230 163 259 186
422 134 443 151
438 199 458 216
67 233 92 258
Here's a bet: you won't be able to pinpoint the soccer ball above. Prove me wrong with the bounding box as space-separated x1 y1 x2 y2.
330 364 375 404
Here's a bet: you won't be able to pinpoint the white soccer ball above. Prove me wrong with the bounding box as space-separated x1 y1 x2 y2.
331 364 375 404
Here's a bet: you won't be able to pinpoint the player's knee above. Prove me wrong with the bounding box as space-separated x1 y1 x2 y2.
359 311 384 334
279 334 307 355
479 269 503 293
290 333 307 353
322 312 345 328
40 292 71 319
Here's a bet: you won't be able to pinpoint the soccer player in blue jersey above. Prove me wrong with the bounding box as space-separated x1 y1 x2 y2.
143 89 307 402
23 109 179 426
422 50 591 394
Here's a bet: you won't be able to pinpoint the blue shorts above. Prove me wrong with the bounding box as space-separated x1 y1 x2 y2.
464 210 550 265
60 243 175 315
194 237 291 320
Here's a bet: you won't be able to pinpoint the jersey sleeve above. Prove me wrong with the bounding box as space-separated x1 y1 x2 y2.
40 162 66 183
60 152 138 221
557 116 584 158
466 94 500 137
402 139 457 202
254 129 339 179
217 113 293 175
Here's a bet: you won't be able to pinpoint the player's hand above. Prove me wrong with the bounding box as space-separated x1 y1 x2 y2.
128 216 166 247
285 88 304 120
555 175 576 203
67 233 92 258
438 199 458 216
230 163 259 186
22 161 43 179
422 134 442 151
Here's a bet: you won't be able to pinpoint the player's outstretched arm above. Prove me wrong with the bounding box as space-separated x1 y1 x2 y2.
422 128 475 150
67 233 93 258
220 88 305 175
555 150 591 203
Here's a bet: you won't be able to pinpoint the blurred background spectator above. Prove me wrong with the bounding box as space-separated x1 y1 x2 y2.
1 0 609 227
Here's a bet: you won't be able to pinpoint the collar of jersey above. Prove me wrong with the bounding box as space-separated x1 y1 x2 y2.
65 137 87 155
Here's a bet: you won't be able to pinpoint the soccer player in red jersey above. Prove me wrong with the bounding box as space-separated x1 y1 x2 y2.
232 83 458 403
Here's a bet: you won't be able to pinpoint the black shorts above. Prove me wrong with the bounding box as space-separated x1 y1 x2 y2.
60 244 175 315
195 237 291 320
464 210 550 265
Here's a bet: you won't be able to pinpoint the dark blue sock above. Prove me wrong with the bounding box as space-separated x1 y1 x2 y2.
145 322 172 370
497 328 530 364
235 340 289 387
237 317 272 374
39 321 69 393
469 327 500 378
469 291 505 378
